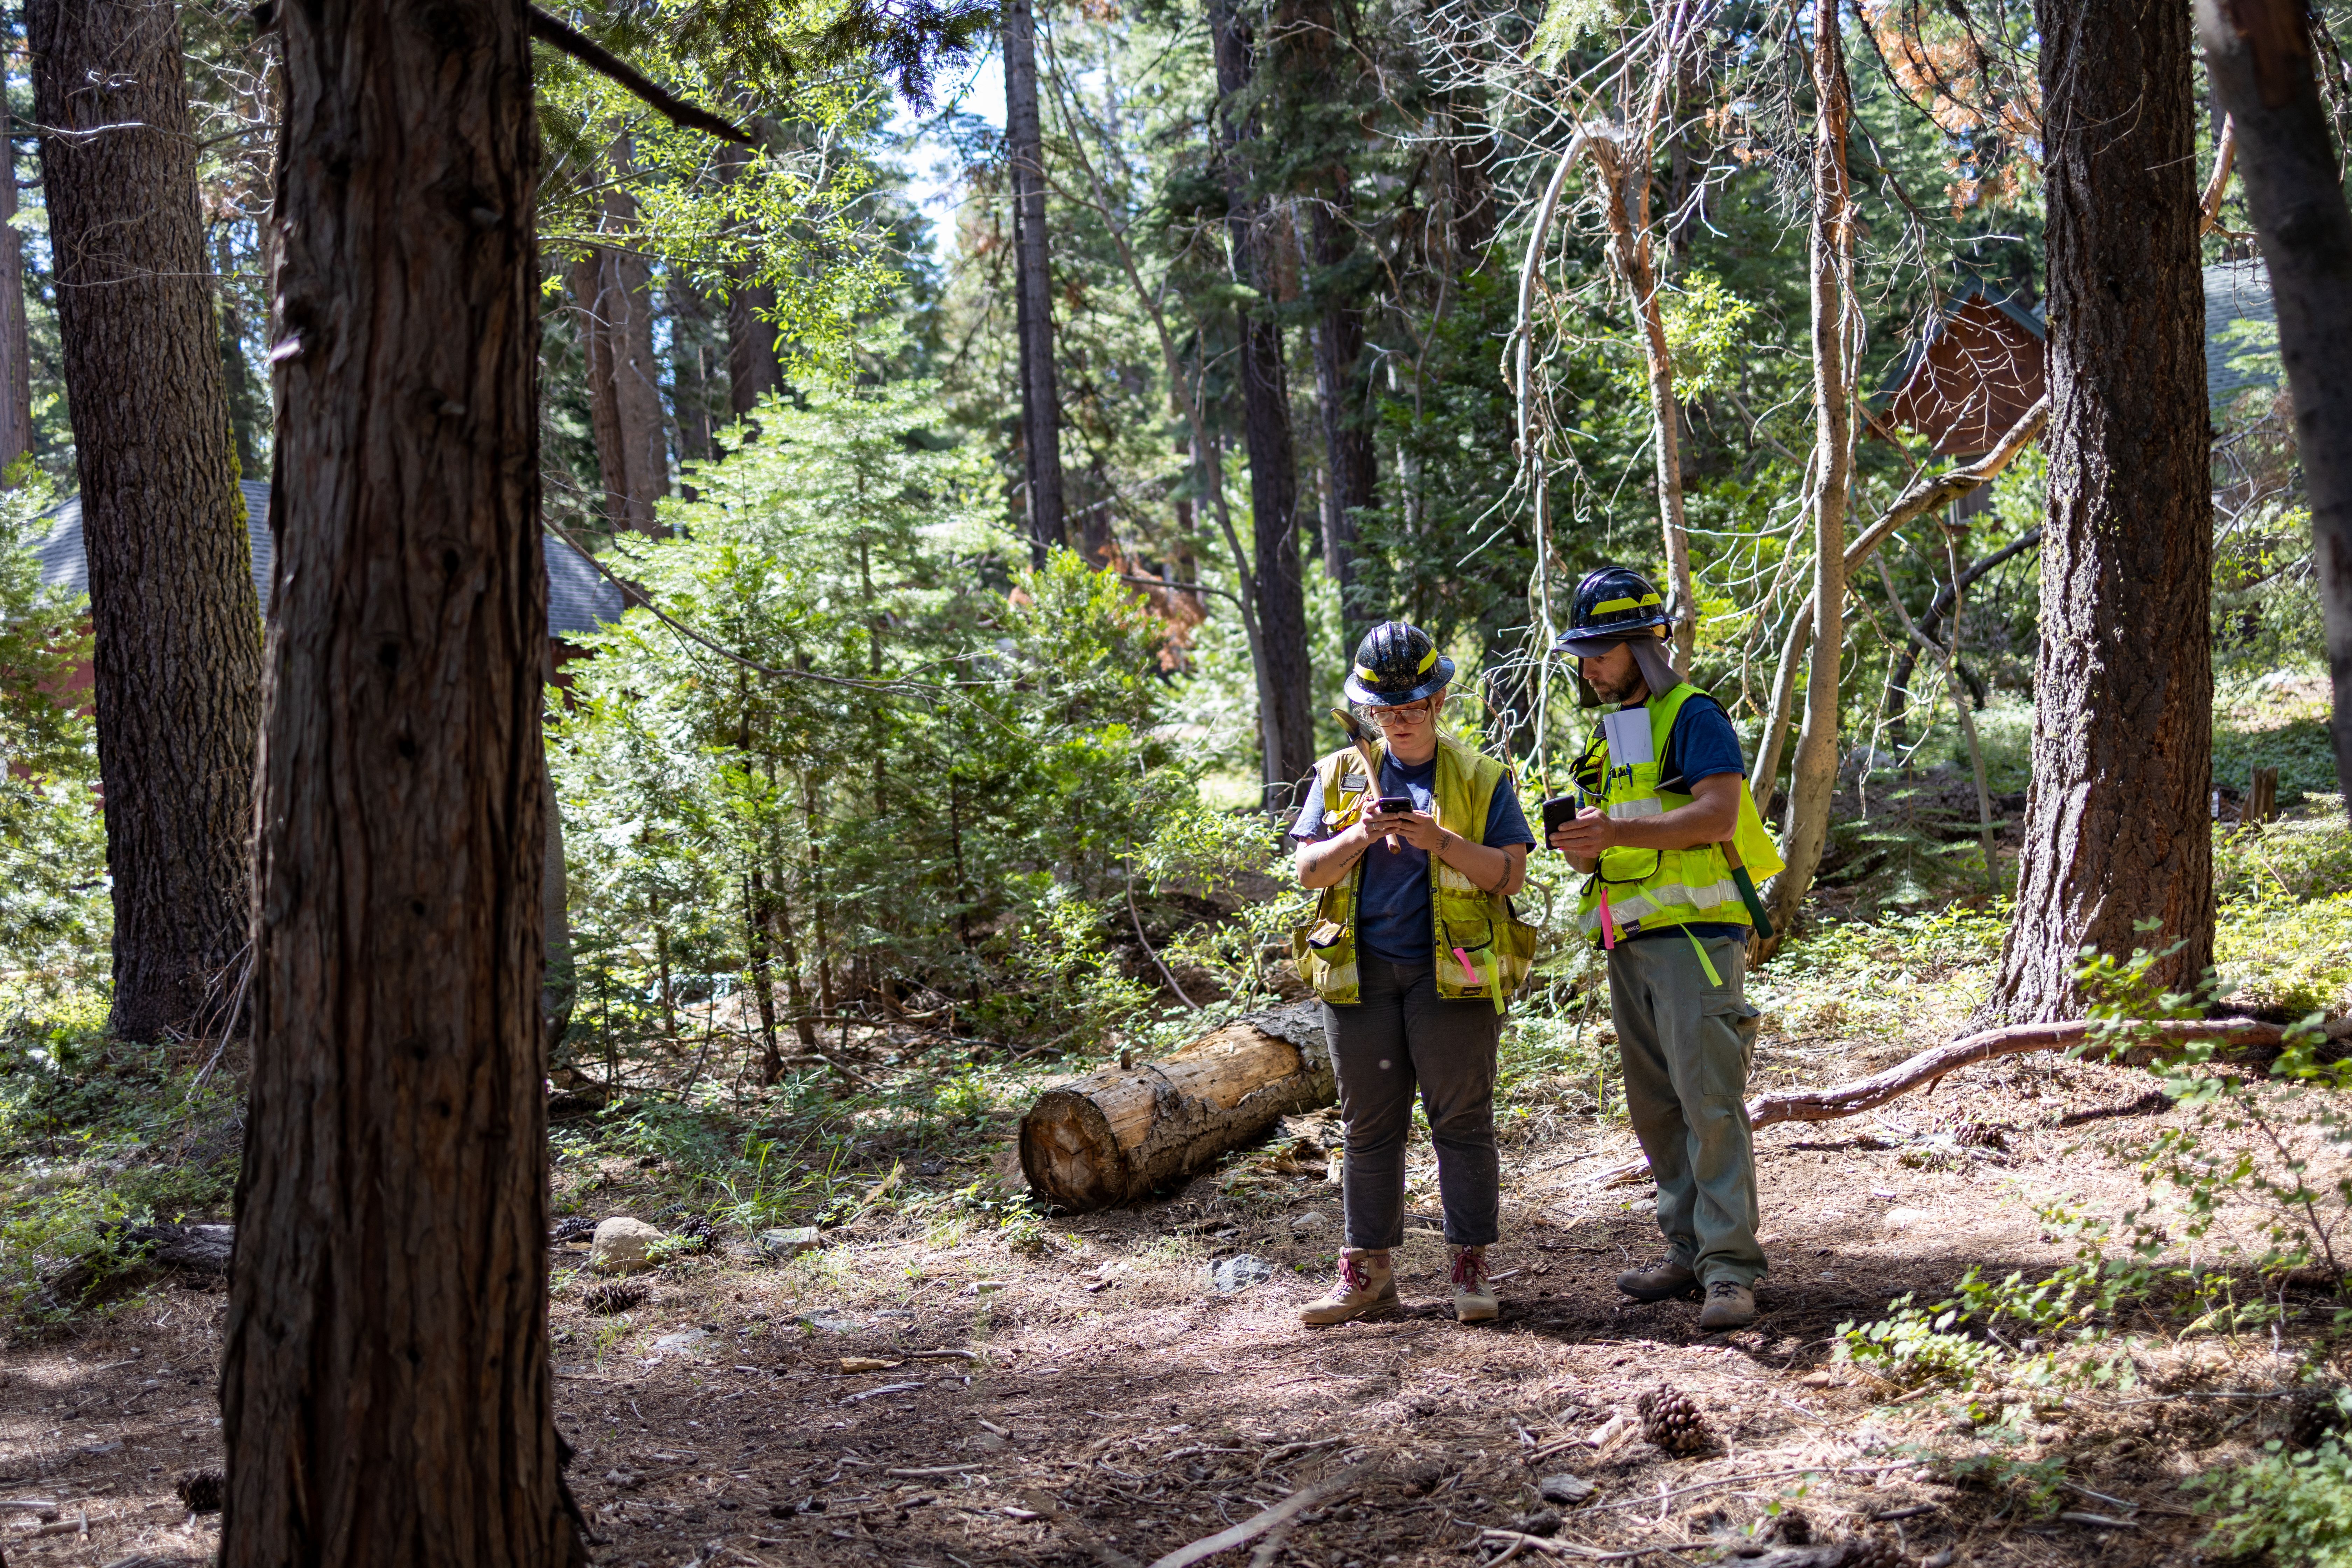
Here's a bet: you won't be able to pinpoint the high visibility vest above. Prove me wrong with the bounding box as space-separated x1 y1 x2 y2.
1290 731 1538 1008
1572 683 1786 946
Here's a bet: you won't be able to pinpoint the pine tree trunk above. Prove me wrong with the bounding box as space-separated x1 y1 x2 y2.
214 228 267 479
570 139 667 536
721 142 782 419
1279 0 1374 654
1991 0 2213 1018
670 282 716 469
29 0 262 1043
542 743 574 1055
1003 0 1066 565
1766 0 1855 939
2196 0 2352 822
0 129 33 466
219 0 583 1559
1212 0 1313 797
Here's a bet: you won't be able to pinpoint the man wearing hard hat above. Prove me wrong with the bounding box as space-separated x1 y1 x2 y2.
1547 567 1785 1331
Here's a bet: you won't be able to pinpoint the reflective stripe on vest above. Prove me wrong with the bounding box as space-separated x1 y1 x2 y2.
1296 730 1520 1004
1572 683 1786 946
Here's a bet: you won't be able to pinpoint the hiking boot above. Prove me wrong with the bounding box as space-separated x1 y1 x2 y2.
1699 1279 1757 1330
1451 1246 1498 1323
1614 1258 1698 1302
1300 1248 1398 1326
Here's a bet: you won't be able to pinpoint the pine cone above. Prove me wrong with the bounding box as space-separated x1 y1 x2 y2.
581 1278 650 1315
1835 1538 1907 1568
175 1467 224 1512
1635 1386 1710 1457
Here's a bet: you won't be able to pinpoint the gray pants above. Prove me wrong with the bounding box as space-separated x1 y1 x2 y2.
1608 932 1766 1287
1323 957 1502 1250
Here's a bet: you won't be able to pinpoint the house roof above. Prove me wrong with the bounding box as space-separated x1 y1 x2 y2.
1875 262 2285 452
1878 280 2049 456
29 479 625 641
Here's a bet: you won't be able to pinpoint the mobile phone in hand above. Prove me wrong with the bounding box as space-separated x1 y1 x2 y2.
1369 796 1416 817
1540 795 1578 847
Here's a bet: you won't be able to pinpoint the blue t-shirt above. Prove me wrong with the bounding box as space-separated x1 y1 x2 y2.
1292 751 1535 965
1609 693 1748 942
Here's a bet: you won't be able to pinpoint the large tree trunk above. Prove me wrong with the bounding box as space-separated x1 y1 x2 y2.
1003 0 1067 566
1020 1004 1331 1211
30 0 262 1043
722 145 783 418
569 139 667 537
219 0 582 1560
1765 0 1854 940
0 129 33 467
1991 0 2213 1019
1279 0 1374 655
1211 0 1314 798
2197 0 2352 824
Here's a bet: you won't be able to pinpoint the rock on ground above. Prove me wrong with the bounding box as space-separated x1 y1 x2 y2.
589 1216 664 1274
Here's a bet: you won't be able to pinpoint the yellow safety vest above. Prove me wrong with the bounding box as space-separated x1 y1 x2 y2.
1290 731 1538 1009
1572 683 1785 946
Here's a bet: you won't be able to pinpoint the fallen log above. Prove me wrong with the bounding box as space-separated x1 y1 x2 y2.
1018 1002 1332 1212
1593 1014 2352 1184
1746 1015 2351 1129
106 1221 235 1274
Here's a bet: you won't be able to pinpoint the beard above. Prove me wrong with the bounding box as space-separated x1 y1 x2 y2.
1588 661 1643 705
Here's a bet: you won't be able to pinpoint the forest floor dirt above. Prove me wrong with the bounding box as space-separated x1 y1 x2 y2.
2 1021 2339 1568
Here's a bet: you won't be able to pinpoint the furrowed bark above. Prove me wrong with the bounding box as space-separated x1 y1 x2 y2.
2196 0 2352 823
569 134 667 537
1991 0 2213 1020
221 0 582 1558
1765 0 1855 941
29 0 263 1042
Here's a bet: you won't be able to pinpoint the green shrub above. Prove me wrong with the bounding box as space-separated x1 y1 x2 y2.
2195 1440 2352 1567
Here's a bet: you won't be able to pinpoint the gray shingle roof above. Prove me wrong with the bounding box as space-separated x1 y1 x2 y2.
28 479 624 640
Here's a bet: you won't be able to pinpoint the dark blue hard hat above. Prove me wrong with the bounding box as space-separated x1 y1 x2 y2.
1345 621 1455 706
1553 565 1674 657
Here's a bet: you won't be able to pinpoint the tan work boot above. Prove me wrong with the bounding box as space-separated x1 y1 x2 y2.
1615 1258 1698 1302
1300 1248 1398 1326
1451 1246 1498 1323
1699 1279 1757 1330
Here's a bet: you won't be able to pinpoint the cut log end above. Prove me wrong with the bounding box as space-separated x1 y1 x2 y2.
1019 1089 1130 1212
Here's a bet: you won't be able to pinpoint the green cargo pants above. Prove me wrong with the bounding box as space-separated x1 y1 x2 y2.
1607 932 1765 1288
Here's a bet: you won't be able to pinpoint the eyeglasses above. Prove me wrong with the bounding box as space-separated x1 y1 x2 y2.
1369 699 1436 726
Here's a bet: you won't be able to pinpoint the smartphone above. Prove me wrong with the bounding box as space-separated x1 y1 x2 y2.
1541 795 1580 846
1369 796 1416 816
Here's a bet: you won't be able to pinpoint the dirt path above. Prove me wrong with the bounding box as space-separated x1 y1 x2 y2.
0 1048 2319 1568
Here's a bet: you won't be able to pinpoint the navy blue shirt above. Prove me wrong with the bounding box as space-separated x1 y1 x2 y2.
1292 751 1535 965
1606 693 1748 942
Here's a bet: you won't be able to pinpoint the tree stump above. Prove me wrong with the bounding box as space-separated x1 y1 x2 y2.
1019 1002 1332 1211
2248 766 2278 824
